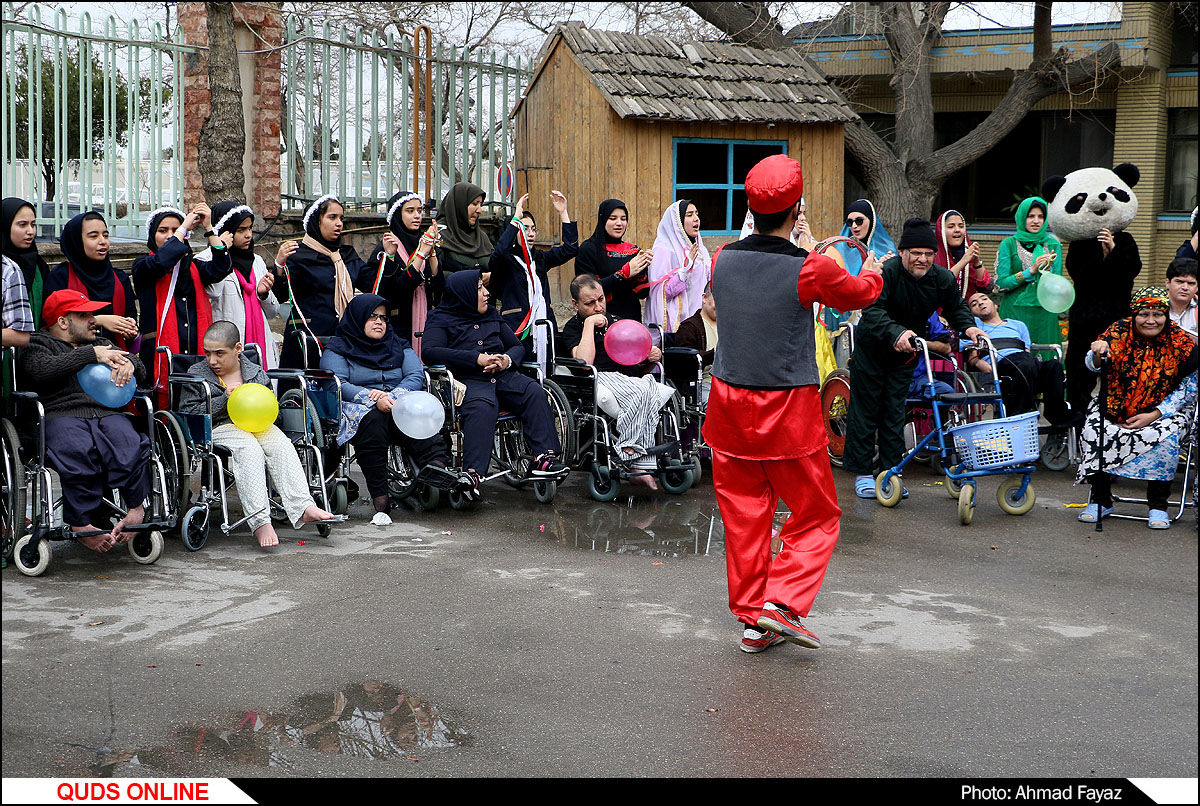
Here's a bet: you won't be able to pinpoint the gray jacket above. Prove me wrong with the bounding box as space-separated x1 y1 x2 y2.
179 354 270 427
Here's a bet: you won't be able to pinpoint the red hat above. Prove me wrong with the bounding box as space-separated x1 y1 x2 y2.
744 154 804 215
42 290 109 325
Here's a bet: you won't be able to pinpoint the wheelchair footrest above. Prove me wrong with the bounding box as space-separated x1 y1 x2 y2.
416 464 461 492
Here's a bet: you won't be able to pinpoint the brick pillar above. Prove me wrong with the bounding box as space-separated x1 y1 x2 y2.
179 2 283 217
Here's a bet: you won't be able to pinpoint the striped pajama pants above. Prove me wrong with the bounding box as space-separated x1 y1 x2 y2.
597 371 669 456
212 423 315 532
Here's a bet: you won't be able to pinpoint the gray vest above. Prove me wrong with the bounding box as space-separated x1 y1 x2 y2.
711 248 818 389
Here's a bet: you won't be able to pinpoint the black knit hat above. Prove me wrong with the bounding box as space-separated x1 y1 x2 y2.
898 217 937 251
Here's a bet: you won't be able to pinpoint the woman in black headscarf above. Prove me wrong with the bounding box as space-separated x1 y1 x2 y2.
131 204 232 396
574 198 652 322
320 293 464 525
364 191 444 355
45 211 139 349
2 197 48 336
422 270 567 493
434 182 495 278
276 194 370 367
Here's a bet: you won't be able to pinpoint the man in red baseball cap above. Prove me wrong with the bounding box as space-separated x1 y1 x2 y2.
703 154 885 654
18 289 150 553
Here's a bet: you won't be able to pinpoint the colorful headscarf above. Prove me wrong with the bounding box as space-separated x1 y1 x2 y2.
1129 285 1170 314
1100 286 1197 421
835 199 895 276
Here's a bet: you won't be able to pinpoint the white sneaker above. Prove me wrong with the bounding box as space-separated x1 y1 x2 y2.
370 512 392 526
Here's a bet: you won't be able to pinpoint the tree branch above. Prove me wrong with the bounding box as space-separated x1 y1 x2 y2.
916 41 1120 184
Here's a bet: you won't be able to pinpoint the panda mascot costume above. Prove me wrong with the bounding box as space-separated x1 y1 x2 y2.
1041 163 1142 415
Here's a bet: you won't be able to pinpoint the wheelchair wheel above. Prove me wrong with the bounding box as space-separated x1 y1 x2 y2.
499 425 532 486
316 522 332 537
954 370 985 423
996 476 1037 515
129 530 164 564
180 504 210 552
543 379 576 466
820 370 851 468
388 446 419 501
533 479 557 504
278 390 324 449
14 533 50 577
587 466 620 502
448 490 479 511
2 418 26 562
875 471 903 508
332 482 349 516
660 464 693 495
690 454 703 484
1039 432 1071 472
415 483 441 511
153 411 190 521
945 465 964 498
957 483 976 525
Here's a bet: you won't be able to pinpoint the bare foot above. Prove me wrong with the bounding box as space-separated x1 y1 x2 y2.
300 505 335 523
633 473 659 492
73 525 116 552
254 523 279 548
111 504 145 544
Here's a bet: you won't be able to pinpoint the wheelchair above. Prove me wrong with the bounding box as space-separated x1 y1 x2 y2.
548 322 696 502
966 341 1078 472
2 347 173 577
161 341 344 552
659 343 707 482
423 329 573 508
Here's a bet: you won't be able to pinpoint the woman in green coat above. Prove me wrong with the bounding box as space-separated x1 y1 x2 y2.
995 196 1065 348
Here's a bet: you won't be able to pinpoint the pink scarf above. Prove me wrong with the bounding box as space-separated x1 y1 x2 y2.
236 268 269 365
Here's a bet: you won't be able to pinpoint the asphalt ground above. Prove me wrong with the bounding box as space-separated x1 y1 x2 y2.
2 458 1196 780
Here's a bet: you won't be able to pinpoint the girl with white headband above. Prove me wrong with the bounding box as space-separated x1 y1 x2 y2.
131 203 232 404
197 201 284 369
277 194 370 367
366 190 443 357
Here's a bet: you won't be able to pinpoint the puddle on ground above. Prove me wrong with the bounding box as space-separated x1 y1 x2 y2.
535 495 790 558
91 682 469 775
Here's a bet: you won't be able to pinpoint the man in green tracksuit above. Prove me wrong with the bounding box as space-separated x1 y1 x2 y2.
843 217 985 499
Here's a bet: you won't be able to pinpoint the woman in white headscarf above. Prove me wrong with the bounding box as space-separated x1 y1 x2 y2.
644 199 711 333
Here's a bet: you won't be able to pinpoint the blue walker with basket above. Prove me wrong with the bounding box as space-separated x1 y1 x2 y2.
875 333 1039 525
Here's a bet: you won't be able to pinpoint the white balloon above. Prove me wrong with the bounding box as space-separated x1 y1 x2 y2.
391 391 445 440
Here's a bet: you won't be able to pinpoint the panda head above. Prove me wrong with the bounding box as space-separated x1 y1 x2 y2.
1041 163 1139 243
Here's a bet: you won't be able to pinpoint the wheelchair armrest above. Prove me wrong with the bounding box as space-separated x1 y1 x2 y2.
555 357 587 368
663 347 700 356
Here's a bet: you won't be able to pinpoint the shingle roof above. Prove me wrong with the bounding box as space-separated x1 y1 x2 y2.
527 22 857 125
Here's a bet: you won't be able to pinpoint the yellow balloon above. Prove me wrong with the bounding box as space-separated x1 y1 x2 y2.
227 383 280 433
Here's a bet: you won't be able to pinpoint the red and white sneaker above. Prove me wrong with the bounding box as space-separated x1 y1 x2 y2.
740 626 785 654
756 602 821 649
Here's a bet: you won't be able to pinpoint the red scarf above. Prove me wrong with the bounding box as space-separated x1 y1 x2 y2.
151 253 213 408
67 266 128 349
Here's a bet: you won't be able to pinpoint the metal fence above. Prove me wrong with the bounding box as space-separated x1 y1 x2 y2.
281 18 532 213
1 2 188 240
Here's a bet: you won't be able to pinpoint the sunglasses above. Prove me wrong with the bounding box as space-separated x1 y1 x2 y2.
846 216 867 226
366 313 388 322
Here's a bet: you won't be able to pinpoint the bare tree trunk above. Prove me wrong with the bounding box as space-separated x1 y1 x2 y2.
198 2 246 204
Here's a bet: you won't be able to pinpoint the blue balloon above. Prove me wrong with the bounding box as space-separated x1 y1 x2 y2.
76 362 136 409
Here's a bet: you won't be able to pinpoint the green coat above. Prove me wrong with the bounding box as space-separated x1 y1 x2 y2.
995 235 1065 346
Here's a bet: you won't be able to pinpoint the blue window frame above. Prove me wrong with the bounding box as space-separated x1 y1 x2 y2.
673 138 788 235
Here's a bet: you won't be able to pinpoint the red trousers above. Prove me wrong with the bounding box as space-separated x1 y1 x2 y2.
712 449 841 625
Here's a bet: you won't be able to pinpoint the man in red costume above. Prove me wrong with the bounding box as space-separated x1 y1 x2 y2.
704 154 884 653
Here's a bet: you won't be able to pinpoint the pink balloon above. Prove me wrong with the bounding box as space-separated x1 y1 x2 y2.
605 319 653 366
